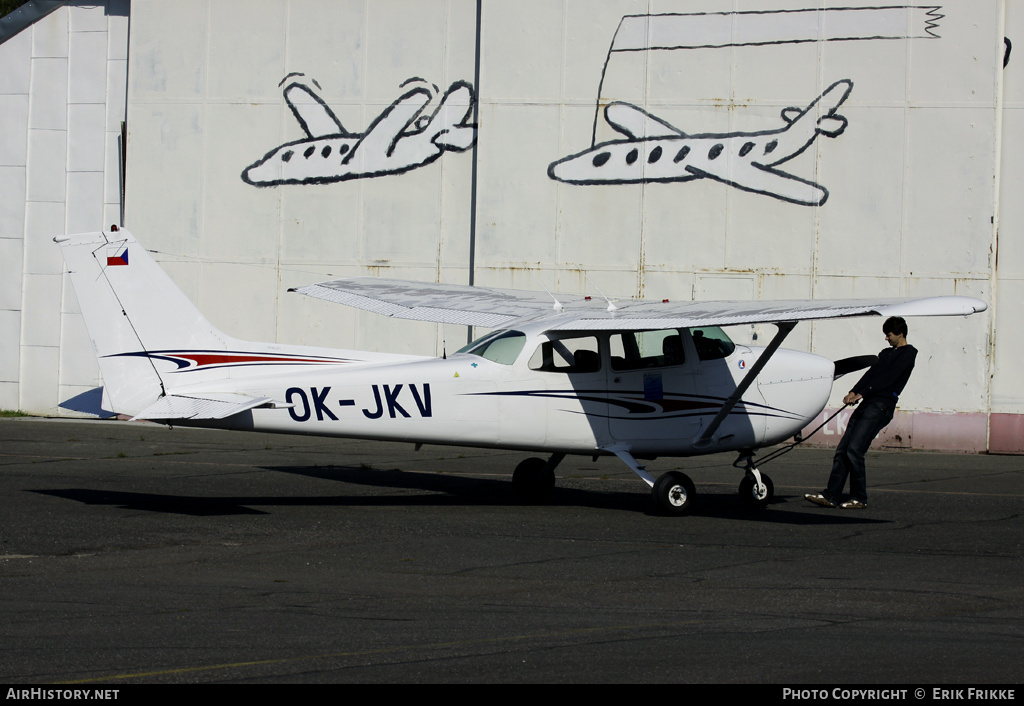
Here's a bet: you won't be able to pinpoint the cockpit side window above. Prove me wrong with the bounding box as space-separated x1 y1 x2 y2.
457 330 527 365
690 326 735 360
610 329 686 370
528 335 601 374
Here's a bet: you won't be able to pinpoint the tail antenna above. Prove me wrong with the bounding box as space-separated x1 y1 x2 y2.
583 272 618 312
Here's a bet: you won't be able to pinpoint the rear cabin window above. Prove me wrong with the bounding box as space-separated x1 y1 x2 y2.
528 335 601 374
690 326 735 360
610 329 685 371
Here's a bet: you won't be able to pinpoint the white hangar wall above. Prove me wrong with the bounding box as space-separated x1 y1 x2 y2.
0 0 128 415
2 0 1019 453
124 0 479 360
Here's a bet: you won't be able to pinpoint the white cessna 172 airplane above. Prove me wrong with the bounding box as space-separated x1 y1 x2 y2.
57 228 986 515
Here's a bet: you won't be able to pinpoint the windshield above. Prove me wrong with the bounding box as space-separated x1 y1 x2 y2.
690 326 735 360
456 330 527 365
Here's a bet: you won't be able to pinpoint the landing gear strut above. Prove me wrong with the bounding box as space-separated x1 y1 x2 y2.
513 453 563 502
735 451 774 509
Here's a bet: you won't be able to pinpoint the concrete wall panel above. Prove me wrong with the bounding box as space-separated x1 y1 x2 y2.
0 238 24 309
475 103 561 268
31 8 67 58
364 0 451 102
815 106 907 277
0 31 31 94
207 1 288 101
0 310 22 382
66 170 105 233
20 273 62 348
124 104 204 248
68 30 109 104
284 0 366 98
0 166 27 237
128 0 208 100
480 0 564 103
0 95 29 166
28 57 68 131
19 344 59 412
25 128 67 203
67 103 106 172
23 200 65 272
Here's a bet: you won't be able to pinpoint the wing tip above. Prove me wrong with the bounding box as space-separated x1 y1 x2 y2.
877 296 988 317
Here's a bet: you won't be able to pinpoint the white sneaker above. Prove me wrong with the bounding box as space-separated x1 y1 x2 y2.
804 493 836 508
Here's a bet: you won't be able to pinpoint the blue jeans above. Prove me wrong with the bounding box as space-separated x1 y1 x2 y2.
825 396 896 503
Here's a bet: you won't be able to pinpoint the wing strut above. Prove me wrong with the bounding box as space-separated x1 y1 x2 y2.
694 321 798 449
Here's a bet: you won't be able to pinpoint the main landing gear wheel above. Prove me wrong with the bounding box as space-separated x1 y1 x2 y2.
739 472 774 509
513 457 556 503
652 471 696 516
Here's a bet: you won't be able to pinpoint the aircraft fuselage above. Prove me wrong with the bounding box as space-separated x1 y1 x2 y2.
165 326 835 458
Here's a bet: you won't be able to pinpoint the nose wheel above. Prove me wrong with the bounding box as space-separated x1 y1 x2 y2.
735 452 773 509
738 472 774 508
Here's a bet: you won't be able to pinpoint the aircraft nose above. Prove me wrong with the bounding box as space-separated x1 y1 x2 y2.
756 351 835 444
759 350 835 387
242 154 277 185
547 154 592 183
547 158 569 181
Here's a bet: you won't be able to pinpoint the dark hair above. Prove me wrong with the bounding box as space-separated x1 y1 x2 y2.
883 316 908 337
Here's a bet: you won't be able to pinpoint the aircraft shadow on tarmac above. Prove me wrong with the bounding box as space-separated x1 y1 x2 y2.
32 464 891 525
32 488 271 516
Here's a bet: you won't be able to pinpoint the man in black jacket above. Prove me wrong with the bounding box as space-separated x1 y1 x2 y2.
805 316 917 509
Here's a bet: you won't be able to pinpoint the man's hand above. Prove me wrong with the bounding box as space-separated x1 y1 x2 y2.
843 392 862 406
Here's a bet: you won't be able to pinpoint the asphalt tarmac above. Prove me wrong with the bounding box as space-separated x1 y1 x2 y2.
1 417 1021 684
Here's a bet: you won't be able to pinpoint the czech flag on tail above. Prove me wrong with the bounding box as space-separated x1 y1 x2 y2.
106 246 129 266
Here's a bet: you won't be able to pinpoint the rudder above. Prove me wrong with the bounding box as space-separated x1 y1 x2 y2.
56 228 236 416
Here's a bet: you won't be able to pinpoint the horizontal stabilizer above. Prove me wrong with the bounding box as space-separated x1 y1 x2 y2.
433 125 476 151
781 107 802 124
816 115 848 137
131 393 283 421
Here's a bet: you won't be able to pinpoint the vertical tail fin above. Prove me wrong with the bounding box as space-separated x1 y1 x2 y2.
429 81 476 151
56 229 237 415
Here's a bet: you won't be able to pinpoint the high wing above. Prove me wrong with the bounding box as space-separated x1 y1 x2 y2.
291 278 600 328
292 278 987 329
352 87 433 160
284 82 350 138
604 102 685 139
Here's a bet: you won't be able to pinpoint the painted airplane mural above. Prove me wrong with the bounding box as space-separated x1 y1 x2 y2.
549 7 943 205
548 79 853 207
242 75 476 187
